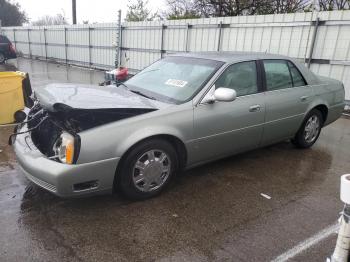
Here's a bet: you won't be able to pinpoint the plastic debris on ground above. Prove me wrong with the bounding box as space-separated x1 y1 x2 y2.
260 193 272 200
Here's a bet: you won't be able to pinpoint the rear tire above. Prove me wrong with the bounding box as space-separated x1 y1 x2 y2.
116 139 178 200
292 109 323 148
0 53 5 64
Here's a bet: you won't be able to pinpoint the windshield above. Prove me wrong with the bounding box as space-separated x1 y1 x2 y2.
125 56 223 104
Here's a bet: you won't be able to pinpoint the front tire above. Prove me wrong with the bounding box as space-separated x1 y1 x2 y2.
117 139 178 200
292 109 323 148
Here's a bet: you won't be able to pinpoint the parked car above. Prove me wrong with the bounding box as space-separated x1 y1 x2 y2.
12 52 345 199
0 35 17 64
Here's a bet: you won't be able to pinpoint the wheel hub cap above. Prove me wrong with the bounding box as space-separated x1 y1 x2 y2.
132 149 171 192
304 115 320 143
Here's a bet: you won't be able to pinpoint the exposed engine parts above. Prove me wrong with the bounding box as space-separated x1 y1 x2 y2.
11 101 156 159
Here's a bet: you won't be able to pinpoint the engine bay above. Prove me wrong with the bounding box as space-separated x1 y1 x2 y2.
21 102 157 158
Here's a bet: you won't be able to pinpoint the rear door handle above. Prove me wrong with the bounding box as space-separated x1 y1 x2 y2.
249 105 261 112
300 96 309 102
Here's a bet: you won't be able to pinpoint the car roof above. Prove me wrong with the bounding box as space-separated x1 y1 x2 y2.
170 51 291 63
0 35 10 43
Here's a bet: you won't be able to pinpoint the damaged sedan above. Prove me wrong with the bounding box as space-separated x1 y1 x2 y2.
12 52 345 199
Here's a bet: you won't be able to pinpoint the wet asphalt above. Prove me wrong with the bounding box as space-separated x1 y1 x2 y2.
1 58 350 262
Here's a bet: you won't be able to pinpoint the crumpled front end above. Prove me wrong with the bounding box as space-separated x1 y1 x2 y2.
24 101 156 161
13 122 119 197
12 99 156 196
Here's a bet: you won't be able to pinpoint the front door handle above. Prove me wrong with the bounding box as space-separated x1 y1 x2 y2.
249 105 261 112
300 96 309 102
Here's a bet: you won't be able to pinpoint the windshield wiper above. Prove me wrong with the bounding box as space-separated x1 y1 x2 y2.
137 68 160 76
130 89 157 101
117 82 128 88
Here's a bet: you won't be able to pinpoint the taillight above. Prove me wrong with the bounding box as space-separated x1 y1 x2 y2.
9 43 16 53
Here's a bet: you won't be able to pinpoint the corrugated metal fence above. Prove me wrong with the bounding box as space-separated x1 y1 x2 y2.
2 10 350 100
1 23 118 69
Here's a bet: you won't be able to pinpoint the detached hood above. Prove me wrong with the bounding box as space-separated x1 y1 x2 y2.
35 83 167 111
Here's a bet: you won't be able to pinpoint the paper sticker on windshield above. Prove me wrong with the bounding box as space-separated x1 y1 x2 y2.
165 79 188 88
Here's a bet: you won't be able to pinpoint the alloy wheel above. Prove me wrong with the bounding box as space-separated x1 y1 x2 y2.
132 149 171 192
304 115 320 143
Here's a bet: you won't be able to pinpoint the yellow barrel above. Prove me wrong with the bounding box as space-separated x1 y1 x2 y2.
0 72 25 124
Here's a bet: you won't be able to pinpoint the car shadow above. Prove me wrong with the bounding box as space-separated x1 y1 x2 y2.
19 141 332 211
0 62 18 72
16 141 334 261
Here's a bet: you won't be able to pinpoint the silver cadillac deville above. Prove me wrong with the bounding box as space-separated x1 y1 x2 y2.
12 52 345 199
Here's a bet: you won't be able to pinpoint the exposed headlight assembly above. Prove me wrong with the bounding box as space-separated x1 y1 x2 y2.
53 132 80 164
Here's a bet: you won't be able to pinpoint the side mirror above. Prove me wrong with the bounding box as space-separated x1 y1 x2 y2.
214 87 237 102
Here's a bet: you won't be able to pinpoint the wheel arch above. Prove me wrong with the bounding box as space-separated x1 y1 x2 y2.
113 134 188 189
306 104 328 125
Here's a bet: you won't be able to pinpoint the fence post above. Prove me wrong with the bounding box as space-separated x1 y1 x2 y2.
185 23 191 52
307 17 320 68
13 29 17 50
27 28 32 58
160 24 166 58
115 9 122 68
217 21 223 52
64 27 68 64
43 28 47 60
88 27 92 68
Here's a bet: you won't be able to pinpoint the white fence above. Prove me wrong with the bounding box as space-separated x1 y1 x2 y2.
2 10 350 101
2 23 118 68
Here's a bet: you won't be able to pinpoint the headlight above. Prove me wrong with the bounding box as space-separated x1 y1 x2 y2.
53 132 77 164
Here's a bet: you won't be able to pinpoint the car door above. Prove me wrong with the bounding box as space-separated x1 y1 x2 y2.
261 59 313 146
191 60 266 164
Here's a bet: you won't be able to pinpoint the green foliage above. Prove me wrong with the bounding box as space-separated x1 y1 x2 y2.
0 0 28 26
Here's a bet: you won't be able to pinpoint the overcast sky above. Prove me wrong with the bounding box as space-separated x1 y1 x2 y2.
15 0 167 24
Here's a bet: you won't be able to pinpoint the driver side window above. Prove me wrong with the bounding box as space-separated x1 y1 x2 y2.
215 61 258 97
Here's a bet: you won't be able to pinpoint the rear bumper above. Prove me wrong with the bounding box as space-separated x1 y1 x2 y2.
6 52 17 59
13 124 120 197
324 102 345 126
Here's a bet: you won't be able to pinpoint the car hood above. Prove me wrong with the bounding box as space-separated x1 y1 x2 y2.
35 83 168 111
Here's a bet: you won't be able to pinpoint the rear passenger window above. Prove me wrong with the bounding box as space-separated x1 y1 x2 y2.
263 60 292 91
288 61 306 87
215 61 258 97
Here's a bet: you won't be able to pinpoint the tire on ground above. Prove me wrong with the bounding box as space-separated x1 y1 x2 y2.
116 138 178 200
292 109 324 149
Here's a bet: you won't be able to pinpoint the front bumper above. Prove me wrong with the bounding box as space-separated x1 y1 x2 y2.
13 124 120 197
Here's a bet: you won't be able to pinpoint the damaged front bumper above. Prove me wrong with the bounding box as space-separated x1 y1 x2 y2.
13 124 120 197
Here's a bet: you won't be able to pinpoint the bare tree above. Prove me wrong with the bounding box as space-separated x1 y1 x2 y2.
269 0 308 13
164 0 309 18
0 0 27 26
125 0 157 22
32 14 68 26
317 0 350 10
164 0 201 19
195 0 253 17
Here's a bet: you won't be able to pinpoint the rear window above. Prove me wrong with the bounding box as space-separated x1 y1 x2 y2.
288 61 307 87
0 35 10 43
263 60 293 91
